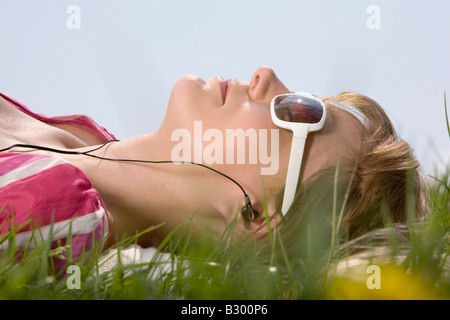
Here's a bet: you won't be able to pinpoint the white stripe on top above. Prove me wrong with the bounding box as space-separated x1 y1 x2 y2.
0 206 106 250
0 155 67 189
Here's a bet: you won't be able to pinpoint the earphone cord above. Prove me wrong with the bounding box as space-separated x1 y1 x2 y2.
0 139 250 199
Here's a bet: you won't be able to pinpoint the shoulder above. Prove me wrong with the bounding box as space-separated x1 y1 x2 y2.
0 152 109 269
0 152 105 226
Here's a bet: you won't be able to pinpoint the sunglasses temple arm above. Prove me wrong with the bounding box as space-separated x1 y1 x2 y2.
281 135 307 216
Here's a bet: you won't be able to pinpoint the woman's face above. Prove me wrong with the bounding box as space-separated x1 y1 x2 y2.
158 66 364 236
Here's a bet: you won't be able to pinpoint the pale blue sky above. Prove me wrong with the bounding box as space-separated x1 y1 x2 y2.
1 0 449 175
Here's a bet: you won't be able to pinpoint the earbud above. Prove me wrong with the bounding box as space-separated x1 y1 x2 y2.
241 194 258 221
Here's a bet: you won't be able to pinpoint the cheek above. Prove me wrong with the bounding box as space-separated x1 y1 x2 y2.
220 104 291 191
301 133 340 183
229 102 274 131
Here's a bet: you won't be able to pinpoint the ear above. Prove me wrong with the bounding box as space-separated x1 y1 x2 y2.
246 201 282 238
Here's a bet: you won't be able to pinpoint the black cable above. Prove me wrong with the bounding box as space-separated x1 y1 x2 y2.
0 140 252 208
0 139 119 156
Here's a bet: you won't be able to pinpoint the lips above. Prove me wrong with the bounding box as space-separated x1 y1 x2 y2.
218 76 227 105
223 79 236 104
217 76 237 105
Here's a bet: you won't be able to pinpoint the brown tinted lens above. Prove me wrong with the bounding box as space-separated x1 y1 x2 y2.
274 95 324 123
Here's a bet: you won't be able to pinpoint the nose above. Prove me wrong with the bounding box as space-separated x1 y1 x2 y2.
249 66 290 103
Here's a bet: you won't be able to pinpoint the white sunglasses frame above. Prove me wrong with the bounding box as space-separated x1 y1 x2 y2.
270 92 327 216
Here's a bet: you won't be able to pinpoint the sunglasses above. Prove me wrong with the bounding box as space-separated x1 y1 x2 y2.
270 92 327 216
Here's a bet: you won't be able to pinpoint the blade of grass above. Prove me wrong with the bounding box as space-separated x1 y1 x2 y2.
328 157 340 264
65 219 73 267
275 225 292 272
445 91 449 140
260 176 276 266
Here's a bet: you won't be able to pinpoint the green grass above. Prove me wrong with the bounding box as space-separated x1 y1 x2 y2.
1 175 448 300
1 175 449 301
1 164 448 300
1 97 449 300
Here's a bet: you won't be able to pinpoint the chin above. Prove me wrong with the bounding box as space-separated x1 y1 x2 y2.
165 75 207 124
171 74 206 97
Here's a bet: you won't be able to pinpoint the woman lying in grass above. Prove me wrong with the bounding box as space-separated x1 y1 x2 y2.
0 66 429 272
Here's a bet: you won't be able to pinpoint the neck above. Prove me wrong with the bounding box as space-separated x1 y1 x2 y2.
65 130 242 247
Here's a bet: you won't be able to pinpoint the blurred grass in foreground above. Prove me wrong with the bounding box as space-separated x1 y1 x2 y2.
2 166 447 300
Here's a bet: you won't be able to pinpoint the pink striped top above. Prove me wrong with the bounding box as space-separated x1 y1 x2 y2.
0 93 113 272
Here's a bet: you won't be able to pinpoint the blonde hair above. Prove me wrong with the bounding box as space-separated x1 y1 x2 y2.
325 93 428 231
271 92 429 261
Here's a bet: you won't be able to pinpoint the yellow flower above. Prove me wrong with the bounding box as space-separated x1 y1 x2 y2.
326 263 441 300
